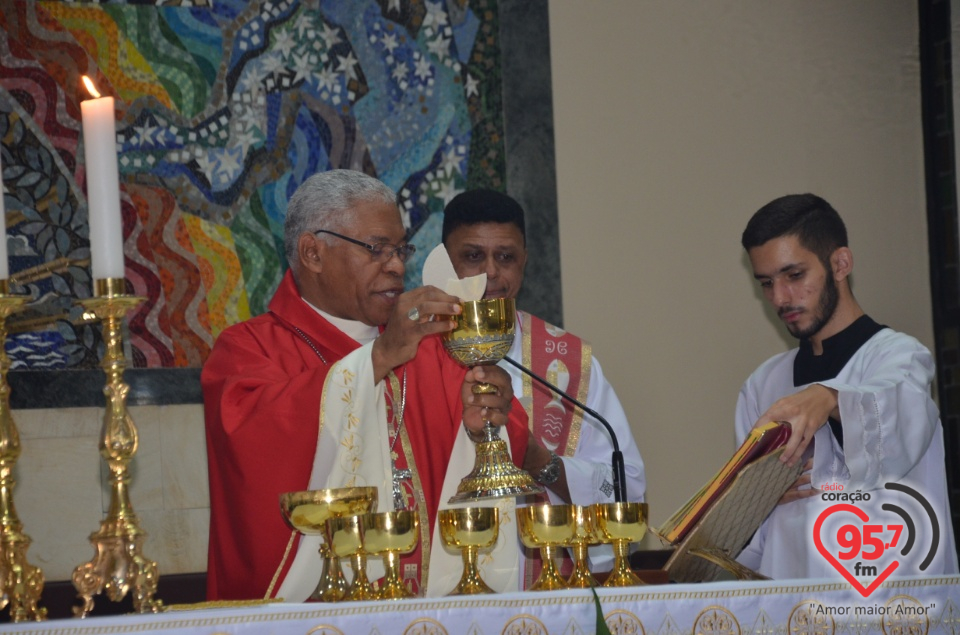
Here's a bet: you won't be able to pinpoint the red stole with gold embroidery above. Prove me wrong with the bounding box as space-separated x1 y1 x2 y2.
520 312 592 589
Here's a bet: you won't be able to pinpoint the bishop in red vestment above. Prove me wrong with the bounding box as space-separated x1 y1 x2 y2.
203 171 528 600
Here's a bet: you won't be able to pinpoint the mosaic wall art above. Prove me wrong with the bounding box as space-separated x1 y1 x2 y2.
0 0 507 372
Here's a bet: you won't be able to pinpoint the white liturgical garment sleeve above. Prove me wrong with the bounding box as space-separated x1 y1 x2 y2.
734 329 958 579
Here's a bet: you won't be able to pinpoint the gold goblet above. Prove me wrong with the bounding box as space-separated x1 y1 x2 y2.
326 514 376 601
567 504 601 588
517 503 577 591
442 298 543 503
362 511 420 600
279 487 377 602
438 507 499 595
595 502 648 587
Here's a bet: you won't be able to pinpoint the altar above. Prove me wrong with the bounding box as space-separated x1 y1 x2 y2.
1 576 957 635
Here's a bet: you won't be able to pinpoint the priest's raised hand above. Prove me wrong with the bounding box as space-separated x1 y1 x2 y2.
371 285 461 383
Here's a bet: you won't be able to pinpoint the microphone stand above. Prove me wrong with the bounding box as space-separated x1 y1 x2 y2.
502 356 628 503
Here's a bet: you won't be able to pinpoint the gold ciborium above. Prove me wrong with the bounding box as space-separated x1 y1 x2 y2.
326 514 376 601
517 503 577 591
595 502 648 587
442 298 543 503
362 510 419 600
438 507 499 595
279 487 377 602
567 504 601 588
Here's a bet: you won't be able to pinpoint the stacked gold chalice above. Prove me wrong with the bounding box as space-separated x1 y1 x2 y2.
517 503 578 591
279 487 377 601
567 504 601 588
325 513 376 601
516 502 649 590
360 511 420 600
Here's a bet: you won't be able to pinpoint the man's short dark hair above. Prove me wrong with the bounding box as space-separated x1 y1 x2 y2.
741 193 848 266
442 189 526 244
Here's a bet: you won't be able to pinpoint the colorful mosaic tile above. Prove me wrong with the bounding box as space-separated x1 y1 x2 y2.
0 0 506 369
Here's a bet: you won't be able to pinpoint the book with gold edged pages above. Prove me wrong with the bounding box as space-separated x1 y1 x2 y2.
652 421 803 582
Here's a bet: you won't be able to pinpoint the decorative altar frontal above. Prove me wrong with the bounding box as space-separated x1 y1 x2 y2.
1 576 957 635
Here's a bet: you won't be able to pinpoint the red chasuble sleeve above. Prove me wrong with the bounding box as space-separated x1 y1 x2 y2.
202 273 360 601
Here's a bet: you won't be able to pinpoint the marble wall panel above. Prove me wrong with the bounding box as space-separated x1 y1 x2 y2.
158 404 209 510
13 406 101 440
137 508 210 577
14 434 105 582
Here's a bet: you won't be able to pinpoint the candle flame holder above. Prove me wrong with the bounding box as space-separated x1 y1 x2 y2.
0 281 46 622
71 278 162 617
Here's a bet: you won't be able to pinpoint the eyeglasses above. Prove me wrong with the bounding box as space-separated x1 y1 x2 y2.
314 229 417 263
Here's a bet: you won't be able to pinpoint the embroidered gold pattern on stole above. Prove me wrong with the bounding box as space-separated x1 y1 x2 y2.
396 420 432 595
385 371 432 595
521 311 534 425
569 337 591 455
326 364 364 486
519 312 591 458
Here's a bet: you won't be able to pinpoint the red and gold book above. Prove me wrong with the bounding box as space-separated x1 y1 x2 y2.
655 421 792 545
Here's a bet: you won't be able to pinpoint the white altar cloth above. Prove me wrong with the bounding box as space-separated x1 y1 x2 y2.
1 575 957 634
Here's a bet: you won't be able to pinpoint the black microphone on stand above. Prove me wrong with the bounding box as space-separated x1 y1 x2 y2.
502 355 628 503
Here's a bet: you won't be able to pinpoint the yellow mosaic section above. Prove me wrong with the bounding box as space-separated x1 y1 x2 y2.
42 3 174 108
183 214 250 338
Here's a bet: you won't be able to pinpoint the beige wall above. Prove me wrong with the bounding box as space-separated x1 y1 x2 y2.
549 1 933 528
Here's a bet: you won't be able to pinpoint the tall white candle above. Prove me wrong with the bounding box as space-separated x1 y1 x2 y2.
0 149 8 280
80 77 124 280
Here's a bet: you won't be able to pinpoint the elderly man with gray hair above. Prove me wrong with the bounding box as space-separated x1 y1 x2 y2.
203 170 530 601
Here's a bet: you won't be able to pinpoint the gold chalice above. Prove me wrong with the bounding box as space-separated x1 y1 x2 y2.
279 487 377 602
567 504 601 588
362 511 420 600
326 514 376 601
438 507 500 595
442 298 543 503
595 502 648 587
517 503 577 591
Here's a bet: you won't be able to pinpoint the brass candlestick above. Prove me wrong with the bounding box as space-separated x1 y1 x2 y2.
0 281 46 622
72 278 162 618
